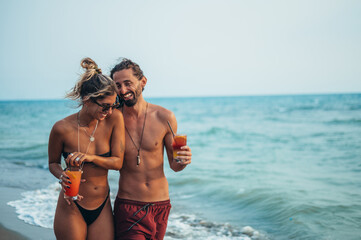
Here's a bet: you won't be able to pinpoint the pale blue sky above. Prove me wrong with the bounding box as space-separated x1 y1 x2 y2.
1 0 360 100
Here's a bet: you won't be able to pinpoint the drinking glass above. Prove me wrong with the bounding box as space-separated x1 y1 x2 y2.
172 134 187 162
64 168 82 200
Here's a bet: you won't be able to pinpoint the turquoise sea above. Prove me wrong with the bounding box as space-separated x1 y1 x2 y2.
1 94 361 239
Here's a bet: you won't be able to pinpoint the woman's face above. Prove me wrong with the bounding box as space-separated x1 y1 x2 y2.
85 93 118 121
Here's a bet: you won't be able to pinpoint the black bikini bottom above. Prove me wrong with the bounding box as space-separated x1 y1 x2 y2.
75 191 109 226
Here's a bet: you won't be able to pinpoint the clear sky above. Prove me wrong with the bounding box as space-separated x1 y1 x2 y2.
1 0 360 100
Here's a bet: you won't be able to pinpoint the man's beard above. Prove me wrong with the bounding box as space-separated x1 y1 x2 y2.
124 97 137 107
122 84 142 107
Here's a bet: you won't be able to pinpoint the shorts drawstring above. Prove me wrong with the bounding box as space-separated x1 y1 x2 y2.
127 203 155 231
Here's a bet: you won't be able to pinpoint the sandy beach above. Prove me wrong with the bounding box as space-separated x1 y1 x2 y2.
0 186 54 240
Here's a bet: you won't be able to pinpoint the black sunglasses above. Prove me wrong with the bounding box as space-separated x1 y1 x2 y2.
92 99 120 112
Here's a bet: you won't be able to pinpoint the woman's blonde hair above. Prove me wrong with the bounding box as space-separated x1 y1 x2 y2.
66 58 118 105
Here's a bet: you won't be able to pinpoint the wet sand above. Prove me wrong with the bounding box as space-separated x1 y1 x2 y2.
0 186 54 240
0 223 28 240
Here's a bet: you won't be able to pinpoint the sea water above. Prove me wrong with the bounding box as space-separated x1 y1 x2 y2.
1 94 361 239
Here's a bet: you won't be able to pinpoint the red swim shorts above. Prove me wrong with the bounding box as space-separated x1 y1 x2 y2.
114 197 172 240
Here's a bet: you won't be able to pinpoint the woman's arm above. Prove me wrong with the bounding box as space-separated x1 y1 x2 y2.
49 120 84 205
48 122 65 179
48 121 74 193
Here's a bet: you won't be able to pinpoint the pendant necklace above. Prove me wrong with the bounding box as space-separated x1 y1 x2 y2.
77 111 98 142
77 111 98 170
124 103 148 166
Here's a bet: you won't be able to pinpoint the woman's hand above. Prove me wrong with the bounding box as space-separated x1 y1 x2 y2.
58 171 71 193
58 171 85 205
65 152 94 167
64 193 84 205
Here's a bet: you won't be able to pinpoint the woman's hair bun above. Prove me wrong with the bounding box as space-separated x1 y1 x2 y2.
66 57 117 105
81 57 98 71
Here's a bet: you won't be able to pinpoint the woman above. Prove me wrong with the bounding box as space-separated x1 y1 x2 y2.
48 58 125 239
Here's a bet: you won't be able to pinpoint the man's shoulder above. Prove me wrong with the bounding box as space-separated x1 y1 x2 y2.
149 103 175 121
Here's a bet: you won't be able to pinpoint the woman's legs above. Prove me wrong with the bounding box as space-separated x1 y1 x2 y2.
54 195 87 240
87 198 114 240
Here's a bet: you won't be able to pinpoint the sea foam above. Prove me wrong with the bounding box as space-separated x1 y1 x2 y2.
7 183 265 239
7 183 59 228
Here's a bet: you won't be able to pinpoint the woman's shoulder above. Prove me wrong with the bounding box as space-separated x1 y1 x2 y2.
51 114 76 134
104 109 124 124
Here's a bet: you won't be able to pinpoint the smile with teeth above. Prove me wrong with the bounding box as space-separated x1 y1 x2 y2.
123 92 133 100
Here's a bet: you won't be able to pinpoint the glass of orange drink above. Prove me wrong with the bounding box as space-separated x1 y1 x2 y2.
172 134 187 162
64 168 82 200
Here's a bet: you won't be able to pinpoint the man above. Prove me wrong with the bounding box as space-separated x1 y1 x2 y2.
110 58 192 240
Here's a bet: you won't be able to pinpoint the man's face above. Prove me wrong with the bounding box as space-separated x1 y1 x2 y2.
113 69 144 107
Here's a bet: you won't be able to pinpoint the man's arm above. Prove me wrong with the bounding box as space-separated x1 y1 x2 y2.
164 112 191 172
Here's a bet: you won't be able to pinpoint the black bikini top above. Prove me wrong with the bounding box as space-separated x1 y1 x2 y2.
62 151 111 159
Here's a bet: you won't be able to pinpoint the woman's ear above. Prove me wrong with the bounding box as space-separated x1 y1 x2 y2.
82 99 91 109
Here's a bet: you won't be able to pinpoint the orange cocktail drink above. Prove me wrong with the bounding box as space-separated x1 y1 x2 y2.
172 134 187 162
64 169 82 200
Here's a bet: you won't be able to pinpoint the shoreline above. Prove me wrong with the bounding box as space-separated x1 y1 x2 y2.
0 223 28 240
0 186 54 240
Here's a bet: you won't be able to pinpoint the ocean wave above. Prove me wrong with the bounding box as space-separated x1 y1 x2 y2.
12 160 49 169
273 102 360 113
198 127 239 138
291 105 319 111
194 127 271 143
7 183 59 229
348 105 361 110
0 142 47 151
274 105 321 113
0 142 48 162
325 119 361 125
170 176 204 187
165 213 268 240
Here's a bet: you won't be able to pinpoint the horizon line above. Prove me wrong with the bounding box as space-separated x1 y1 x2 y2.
0 91 360 102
